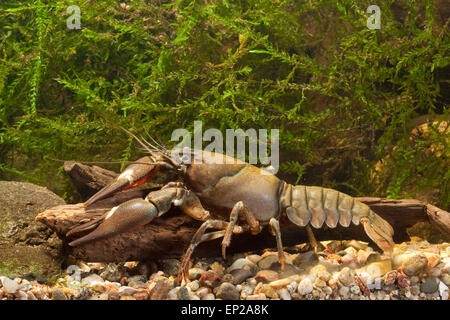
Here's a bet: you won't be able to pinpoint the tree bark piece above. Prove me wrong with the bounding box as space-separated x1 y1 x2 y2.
36 162 449 262
63 161 118 201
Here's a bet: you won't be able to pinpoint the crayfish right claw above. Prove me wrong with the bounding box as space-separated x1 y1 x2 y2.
84 156 157 207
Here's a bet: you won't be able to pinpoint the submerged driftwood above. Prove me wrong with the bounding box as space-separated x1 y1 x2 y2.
35 162 450 262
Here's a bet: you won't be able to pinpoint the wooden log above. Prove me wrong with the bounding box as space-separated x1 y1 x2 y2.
36 161 449 262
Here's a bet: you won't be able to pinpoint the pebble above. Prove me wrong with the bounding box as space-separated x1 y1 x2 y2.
202 293 215 300
210 262 225 275
260 284 278 299
441 274 450 286
118 286 138 296
313 278 327 288
99 263 121 282
350 284 361 295
246 293 266 300
215 282 240 300
438 281 448 298
186 280 199 292
81 274 104 287
286 281 297 294
167 287 179 300
292 251 318 267
0 277 19 294
402 254 428 276
255 270 279 283
420 277 439 293
195 287 210 298
0 239 447 300
240 284 254 299
278 288 291 300
257 255 279 270
188 268 204 281
231 268 255 284
338 267 355 286
365 260 392 277
246 254 262 264
339 286 350 298
15 290 28 300
178 286 190 300
158 259 180 277
228 258 258 273
199 271 221 288
298 278 313 295
51 287 67 300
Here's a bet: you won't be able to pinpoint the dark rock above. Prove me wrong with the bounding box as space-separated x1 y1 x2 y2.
215 282 239 300
51 288 67 300
257 255 279 270
230 269 255 284
0 181 65 280
127 274 148 283
292 251 318 268
420 277 439 294
277 263 301 278
157 259 180 277
178 286 190 300
99 263 121 282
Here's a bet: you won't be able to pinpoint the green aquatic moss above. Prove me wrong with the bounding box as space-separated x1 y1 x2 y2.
0 0 448 208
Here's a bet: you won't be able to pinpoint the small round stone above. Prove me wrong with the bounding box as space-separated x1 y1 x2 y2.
402 254 428 277
298 278 313 296
0 277 19 294
215 282 240 300
338 267 355 286
278 288 291 300
420 277 439 294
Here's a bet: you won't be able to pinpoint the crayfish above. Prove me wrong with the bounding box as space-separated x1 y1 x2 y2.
66 131 395 284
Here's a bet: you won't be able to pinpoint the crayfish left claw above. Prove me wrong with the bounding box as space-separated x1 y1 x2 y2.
68 198 158 246
84 156 158 207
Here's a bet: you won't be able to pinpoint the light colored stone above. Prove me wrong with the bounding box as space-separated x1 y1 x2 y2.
268 275 301 289
278 288 291 300
439 281 449 298
350 284 361 295
338 267 355 286
246 254 262 264
365 260 392 277
118 286 137 296
201 293 215 300
441 274 450 286
298 278 313 295
81 274 104 287
0 277 19 294
227 258 258 273
401 253 427 276
167 287 179 300
186 280 199 292
195 287 210 298
246 293 266 300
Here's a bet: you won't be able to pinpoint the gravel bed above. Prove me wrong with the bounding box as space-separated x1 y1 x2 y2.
1 238 449 300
